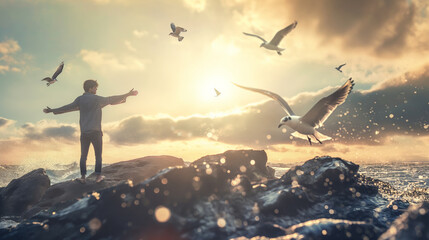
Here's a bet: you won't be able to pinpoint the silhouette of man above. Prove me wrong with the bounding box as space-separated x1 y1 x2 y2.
43 80 138 183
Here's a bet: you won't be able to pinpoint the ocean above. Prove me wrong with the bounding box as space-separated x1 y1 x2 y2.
2 161 428 199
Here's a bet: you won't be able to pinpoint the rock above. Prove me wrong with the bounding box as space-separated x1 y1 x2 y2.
379 201 429 240
281 156 359 194
24 155 184 218
0 169 50 217
88 155 185 184
192 149 275 182
0 155 415 240
232 219 382 240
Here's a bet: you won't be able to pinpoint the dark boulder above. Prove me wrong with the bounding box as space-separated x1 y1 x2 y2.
0 169 50 217
379 201 429 240
24 155 184 218
0 155 416 240
281 156 359 194
192 149 275 182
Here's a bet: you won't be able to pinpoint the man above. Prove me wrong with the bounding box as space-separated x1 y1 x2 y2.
44 79 138 183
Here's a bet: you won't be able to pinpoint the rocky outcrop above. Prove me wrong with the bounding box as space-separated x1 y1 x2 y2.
192 149 275 182
0 155 414 240
23 155 184 218
0 169 50 217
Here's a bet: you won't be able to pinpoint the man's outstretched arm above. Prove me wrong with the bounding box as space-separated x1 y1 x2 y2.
43 99 79 114
101 88 138 106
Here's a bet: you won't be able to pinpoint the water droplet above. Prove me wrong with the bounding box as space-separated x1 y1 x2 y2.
217 218 226 228
155 206 171 223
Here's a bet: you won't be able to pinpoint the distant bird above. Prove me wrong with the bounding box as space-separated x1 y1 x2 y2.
214 88 221 97
243 21 297 55
233 78 355 145
335 63 346 73
169 23 187 41
42 61 64 86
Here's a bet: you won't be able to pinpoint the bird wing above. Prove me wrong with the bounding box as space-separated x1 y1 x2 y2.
52 61 64 79
338 63 346 69
170 23 176 32
243 32 267 43
232 82 295 116
42 77 51 82
269 21 297 46
175 26 186 33
300 78 354 128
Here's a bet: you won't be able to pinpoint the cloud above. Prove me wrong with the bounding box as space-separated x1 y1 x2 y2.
133 30 148 38
105 64 429 147
183 0 206 12
0 39 23 74
0 117 14 129
0 39 20 55
124 41 137 52
80 49 145 73
20 121 78 142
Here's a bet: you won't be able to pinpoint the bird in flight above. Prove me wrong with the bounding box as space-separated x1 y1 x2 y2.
243 21 297 55
169 23 187 41
214 88 221 97
335 63 346 73
42 61 64 86
233 78 355 145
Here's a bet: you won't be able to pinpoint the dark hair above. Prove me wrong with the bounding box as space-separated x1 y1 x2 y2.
83 79 98 92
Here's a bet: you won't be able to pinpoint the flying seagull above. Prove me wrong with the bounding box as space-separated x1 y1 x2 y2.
233 78 355 145
243 21 297 55
214 88 221 97
169 23 187 41
335 63 346 73
42 61 64 86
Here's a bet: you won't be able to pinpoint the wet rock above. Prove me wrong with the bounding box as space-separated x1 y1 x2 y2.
0 169 50 217
0 155 415 240
379 201 429 240
281 156 359 194
192 149 275 182
24 156 184 218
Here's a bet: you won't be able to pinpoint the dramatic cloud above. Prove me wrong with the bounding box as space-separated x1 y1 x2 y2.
283 0 417 57
106 65 429 147
20 121 78 142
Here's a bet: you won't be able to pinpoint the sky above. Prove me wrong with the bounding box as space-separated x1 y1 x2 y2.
0 0 428 167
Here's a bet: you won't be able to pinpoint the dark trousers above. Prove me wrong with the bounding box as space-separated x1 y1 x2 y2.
80 131 103 176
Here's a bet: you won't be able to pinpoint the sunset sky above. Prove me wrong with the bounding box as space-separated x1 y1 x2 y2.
0 0 428 167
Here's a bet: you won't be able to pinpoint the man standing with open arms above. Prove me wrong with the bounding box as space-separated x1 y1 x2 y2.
43 80 138 183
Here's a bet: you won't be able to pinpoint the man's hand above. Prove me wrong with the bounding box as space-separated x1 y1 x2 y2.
43 106 52 113
127 88 138 96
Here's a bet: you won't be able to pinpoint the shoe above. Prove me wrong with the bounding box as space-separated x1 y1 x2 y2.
76 178 86 184
95 175 105 183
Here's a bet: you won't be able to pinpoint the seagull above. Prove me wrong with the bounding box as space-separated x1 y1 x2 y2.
42 61 64 86
335 63 346 73
233 78 355 145
243 21 297 55
214 88 221 97
169 23 187 41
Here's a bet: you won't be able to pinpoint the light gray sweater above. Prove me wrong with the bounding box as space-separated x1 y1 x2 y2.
52 92 127 133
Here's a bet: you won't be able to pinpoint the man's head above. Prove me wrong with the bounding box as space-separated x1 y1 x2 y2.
84 79 98 94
